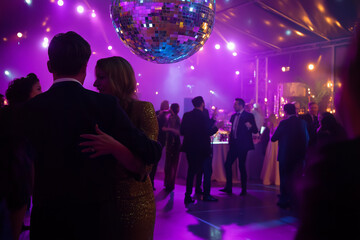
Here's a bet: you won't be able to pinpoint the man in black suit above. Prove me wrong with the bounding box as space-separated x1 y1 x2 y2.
271 103 309 209
300 102 319 147
181 96 219 204
220 98 258 196
194 107 219 195
23 31 161 240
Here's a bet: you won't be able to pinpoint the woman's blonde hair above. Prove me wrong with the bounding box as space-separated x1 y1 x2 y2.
96 56 137 110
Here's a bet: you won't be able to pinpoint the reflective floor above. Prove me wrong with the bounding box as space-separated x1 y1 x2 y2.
20 179 297 240
153 179 297 240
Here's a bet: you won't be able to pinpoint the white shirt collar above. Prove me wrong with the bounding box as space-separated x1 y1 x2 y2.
236 109 244 115
53 78 82 86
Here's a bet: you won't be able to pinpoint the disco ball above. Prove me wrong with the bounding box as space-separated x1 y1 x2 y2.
110 0 216 64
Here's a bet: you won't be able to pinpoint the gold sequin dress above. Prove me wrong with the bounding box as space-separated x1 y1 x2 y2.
115 100 158 240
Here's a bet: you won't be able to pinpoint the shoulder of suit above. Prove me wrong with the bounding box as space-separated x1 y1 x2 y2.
83 89 120 108
244 111 254 117
85 89 115 100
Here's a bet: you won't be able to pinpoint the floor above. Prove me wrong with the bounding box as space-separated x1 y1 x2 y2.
20 178 297 240
153 177 297 240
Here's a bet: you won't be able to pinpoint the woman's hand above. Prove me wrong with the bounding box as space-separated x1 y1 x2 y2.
80 124 124 158
80 124 146 176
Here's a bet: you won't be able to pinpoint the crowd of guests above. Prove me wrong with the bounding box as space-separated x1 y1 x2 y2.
1 29 360 240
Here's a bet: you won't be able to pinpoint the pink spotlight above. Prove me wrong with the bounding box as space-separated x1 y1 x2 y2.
91 10 96 18
235 71 240 75
108 45 113 50
232 52 237 56
57 0 64 6
215 44 220 50
77 5 84 14
190 65 195 70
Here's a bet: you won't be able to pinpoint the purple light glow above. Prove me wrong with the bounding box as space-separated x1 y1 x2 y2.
77 5 84 14
1 0 311 117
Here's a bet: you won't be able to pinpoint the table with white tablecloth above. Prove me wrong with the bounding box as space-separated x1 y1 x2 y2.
175 142 264 183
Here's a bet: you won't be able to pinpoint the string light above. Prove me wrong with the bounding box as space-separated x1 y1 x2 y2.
42 37 49 48
308 63 315 71
227 42 235 50
57 0 64 6
77 5 84 14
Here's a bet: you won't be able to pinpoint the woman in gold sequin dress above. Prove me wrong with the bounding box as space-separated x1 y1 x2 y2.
83 56 158 239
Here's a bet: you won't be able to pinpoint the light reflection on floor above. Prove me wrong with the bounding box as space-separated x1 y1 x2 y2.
154 179 297 240
20 179 297 240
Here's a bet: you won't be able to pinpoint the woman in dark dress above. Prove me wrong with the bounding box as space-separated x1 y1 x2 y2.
0 73 42 240
163 103 181 192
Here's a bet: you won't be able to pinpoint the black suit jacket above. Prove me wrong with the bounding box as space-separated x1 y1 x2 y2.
228 111 258 151
271 115 309 163
180 108 217 157
23 81 161 205
299 113 319 146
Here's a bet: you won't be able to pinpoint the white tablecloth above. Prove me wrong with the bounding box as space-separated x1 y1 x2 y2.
260 141 280 186
176 143 241 183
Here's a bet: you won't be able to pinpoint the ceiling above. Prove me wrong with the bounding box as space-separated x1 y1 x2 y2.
0 0 359 57
213 0 360 56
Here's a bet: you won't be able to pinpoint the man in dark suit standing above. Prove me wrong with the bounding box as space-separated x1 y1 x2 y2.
181 96 219 204
271 103 309 209
220 98 258 196
23 31 161 240
300 102 319 147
